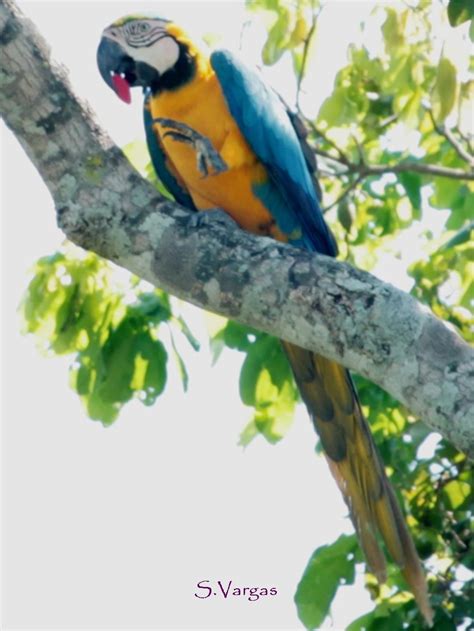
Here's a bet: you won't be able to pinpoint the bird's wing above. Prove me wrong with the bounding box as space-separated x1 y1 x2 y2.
211 49 337 256
281 98 323 203
143 94 196 210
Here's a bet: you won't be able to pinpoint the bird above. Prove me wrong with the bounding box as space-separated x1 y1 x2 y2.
97 15 433 625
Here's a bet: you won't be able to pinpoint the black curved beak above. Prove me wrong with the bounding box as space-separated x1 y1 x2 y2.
97 36 162 102
97 36 134 103
97 37 123 89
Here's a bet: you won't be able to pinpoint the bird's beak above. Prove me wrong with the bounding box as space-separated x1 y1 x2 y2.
96 36 132 104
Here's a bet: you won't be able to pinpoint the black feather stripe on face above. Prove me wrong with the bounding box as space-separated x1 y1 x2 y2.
123 23 168 48
151 41 196 93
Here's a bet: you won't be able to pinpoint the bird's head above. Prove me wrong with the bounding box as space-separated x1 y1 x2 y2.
97 15 198 103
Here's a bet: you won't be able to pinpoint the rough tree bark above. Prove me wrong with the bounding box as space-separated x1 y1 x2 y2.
1 0 473 456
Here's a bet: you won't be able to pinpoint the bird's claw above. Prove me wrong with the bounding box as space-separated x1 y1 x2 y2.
153 117 228 178
187 208 237 230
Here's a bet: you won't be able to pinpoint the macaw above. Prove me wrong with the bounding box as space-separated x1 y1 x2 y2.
97 16 432 624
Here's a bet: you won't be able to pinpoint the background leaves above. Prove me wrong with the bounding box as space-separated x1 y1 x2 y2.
295 534 360 629
22 248 196 425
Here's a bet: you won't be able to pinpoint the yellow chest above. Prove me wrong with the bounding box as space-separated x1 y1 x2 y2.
148 73 285 239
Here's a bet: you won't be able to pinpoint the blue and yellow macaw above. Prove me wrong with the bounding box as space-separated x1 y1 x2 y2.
97 16 432 624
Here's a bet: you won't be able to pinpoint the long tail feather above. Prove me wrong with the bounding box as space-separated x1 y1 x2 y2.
282 341 433 626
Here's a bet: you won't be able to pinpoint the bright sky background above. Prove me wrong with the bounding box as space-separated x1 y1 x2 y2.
0 1 455 629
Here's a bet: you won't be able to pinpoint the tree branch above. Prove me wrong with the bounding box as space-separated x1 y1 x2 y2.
322 174 363 213
295 9 318 111
350 159 474 180
427 107 474 169
308 122 474 181
1 0 473 456
307 120 352 167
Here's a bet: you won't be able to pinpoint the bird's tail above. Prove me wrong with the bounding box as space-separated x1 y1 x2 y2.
282 341 433 626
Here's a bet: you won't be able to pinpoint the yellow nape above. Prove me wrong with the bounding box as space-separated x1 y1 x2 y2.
166 23 213 79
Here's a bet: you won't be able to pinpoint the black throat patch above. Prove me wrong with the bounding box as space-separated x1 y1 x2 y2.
152 41 196 94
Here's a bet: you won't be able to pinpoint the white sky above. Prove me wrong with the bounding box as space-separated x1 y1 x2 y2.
0 1 451 629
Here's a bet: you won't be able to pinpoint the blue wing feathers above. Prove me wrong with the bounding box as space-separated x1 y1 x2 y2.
143 96 196 210
211 50 337 257
253 179 300 236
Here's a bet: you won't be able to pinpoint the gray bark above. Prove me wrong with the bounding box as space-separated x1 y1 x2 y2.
1 0 473 456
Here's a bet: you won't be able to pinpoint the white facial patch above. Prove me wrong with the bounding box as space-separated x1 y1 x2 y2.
128 36 180 75
106 18 180 76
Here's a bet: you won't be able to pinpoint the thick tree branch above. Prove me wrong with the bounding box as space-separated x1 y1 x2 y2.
1 0 473 456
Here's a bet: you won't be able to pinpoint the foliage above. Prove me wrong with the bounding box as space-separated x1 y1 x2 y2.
209 321 299 445
21 248 197 425
447 0 474 28
20 0 473 629
295 534 361 629
247 0 319 75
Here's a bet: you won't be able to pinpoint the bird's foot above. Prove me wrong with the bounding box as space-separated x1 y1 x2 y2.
153 117 228 178
187 208 237 230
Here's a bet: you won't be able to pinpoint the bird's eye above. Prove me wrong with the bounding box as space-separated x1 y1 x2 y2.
130 22 149 34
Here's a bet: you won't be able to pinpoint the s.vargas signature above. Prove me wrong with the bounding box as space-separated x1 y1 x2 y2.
195 580 277 602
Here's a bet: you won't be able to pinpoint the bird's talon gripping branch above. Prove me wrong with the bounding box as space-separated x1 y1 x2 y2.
153 117 228 177
187 208 238 230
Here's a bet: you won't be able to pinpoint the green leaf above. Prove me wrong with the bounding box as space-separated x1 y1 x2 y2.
239 335 277 405
86 389 121 426
318 87 358 127
442 480 471 509
98 320 138 404
137 335 168 405
122 140 151 176
261 9 292 65
295 534 358 629
399 172 422 213
238 335 297 444
432 57 457 122
382 9 407 53
447 0 474 27
246 0 280 12
73 363 92 396
289 13 310 47
398 88 423 127
174 314 200 351
446 186 474 228
253 370 296 443
439 222 474 250
346 609 381 631
132 291 172 323
337 197 353 232
211 321 257 355
430 176 462 210
169 330 189 392
145 160 175 199
458 80 474 135
238 418 260 447
202 31 222 48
